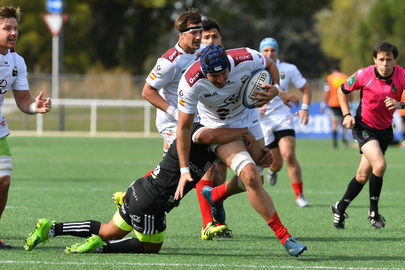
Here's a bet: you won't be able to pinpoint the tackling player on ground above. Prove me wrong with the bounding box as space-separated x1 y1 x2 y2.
24 125 278 254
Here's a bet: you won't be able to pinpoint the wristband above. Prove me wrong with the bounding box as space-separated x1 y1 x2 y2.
180 167 190 174
342 112 351 119
273 84 280 96
301 104 309 111
29 102 37 114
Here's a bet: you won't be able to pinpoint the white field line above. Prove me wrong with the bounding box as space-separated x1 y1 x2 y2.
0 260 403 270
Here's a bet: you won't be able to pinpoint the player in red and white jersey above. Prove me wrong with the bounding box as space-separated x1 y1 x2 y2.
141 10 232 240
332 41 405 230
143 9 203 150
258 37 311 207
175 44 307 257
0 6 51 249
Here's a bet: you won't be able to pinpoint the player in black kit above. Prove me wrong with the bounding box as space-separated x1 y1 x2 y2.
25 123 270 254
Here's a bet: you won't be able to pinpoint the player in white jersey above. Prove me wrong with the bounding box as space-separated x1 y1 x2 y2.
143 9 203 150
175 44 307 257
0 6 51 248
258 37 312 207
141 9 230 239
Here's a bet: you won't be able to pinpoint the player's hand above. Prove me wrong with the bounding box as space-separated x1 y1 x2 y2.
256 148 273 167
299 109 309 125
174 172 193 200
342 115 355 129
278 90 299 109
253 84 278 107
243 130 255 150
35 91 52 114
384 96 400 110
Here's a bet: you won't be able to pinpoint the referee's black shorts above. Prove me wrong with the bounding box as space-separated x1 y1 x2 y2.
352 119 393 154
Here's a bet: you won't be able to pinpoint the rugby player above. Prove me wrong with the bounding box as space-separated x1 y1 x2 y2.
0 6 51 249
175 44 307 257
332 41 405 229
321 64 350 148
258 37 311 207
24 125 273 254
141 9 227 239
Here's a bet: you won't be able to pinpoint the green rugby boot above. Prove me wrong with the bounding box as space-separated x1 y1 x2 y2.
112 192 126 210
65 235 106 254
201 222 227 240
25 218 55 251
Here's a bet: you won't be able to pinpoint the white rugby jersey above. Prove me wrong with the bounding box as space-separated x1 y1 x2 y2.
146 43 203 132
0 49 30 138
178 47 266 128
261 59 307 118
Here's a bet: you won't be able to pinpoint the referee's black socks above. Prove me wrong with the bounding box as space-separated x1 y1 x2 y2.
369 173 383 213
338 177 364 213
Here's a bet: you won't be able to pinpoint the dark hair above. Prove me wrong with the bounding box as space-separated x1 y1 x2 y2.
0 6 21 22
373 41 398 59
202 17 220 33
175 8 201 32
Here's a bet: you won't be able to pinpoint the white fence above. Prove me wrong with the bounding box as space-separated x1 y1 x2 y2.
3 98 153 136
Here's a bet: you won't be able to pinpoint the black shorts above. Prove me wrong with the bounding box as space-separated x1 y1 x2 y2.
329 107 343 121
266 129 295 149
119 178 166 234
352 120 393 154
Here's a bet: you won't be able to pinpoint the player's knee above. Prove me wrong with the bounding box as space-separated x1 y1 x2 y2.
230 151 255 177
0 156 12 179
239 164 262 190
282 151 297 166
373 160 386 176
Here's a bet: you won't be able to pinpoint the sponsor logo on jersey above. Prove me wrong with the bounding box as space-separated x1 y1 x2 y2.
0 121 5 126
12 66 17 77
179 99 185 106
280 71 285 80
347 76 355 87
362 130 369 139
392 84 398 92
0 79 8 94
149 73 157 80
240 75 249 83
204 91 218 98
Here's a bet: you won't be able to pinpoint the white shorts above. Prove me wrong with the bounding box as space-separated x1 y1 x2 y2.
160 126 177 147
260 113 294 146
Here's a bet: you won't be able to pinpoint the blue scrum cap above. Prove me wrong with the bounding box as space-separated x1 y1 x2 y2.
200 44 229 75
259 37 279 54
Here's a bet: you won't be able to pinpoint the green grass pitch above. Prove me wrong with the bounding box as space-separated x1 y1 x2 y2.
1 136 404 269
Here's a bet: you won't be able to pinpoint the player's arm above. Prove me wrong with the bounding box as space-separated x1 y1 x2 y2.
338 85 354 129
142 83 177 120
321 83 329 113
13 90 51 114
174 110 195 200
298 82 311 125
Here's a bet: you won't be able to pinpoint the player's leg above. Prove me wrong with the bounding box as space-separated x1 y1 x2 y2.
331 119 338 148
278 134 309 207
0 136 13 249
215 140 307 255
360 140 387 228
66 212 163 254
